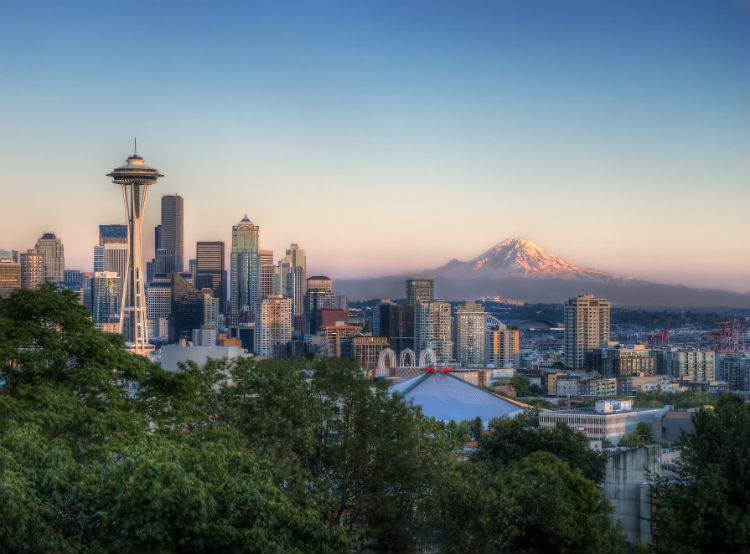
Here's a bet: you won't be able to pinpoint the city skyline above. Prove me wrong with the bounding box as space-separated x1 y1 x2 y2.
0 1 748 292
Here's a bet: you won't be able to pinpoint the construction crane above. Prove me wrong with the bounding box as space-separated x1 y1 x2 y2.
648 316 672 347
706 312 750 353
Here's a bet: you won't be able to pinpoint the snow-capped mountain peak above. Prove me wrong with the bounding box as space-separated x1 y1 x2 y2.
445 238 612 280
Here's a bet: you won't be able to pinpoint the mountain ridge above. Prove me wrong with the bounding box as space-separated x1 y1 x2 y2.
333 238 747 308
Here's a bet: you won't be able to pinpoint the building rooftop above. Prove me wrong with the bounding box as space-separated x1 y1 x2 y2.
390 371 526 426
541 406 666 416
99 224 127 238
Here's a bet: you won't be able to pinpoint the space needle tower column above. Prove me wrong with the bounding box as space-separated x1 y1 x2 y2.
107 142 164 355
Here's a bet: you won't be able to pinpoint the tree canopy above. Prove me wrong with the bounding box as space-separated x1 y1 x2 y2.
0 286 630 553
652 394 750 554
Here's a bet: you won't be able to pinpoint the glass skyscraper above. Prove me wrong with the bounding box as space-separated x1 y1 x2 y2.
230 215 260 319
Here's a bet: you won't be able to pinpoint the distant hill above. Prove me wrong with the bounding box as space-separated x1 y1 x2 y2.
334 238 748 308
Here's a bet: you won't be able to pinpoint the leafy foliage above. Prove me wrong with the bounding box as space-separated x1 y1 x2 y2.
634 389 714 410
652 394 750 554
0 287 630 553
475 414 608 483
618 421 654 448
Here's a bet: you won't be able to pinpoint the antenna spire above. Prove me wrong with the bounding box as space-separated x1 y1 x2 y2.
134 137 138 156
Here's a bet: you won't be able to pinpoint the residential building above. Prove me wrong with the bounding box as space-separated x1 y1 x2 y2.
586 343 655 376
20 249 45 290
454 301 487 366
486 323 519 368
256 295 292 359
414 300 453 363
406 279 434 306
564 294 611 369
718 354 750 392
660 348 716 381
0 260 21 298
35 232 64 282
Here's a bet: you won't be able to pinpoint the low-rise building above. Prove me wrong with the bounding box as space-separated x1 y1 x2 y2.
539 400 668 443
652 348 715 380
159 344 245 371
341 336 389 374
586 343 655 376
602 445 660 544
718 354 750 392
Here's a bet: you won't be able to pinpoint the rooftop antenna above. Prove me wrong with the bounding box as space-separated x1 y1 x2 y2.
133 137 137 156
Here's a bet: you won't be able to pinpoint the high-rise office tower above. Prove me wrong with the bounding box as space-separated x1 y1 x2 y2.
256 295 292 359
63 269 85 286
259 249 275 301
153 248 179 275
564 293 611 370
195 241 226 313
92 271 122 324
454 301 487 366
305 275 335 334
94 241 128 294
169 273 204 342
307 275 332 292
20 249 45 290
94 244 127 275
230 215 260 318
107 146 164 355
154 224 162 250
414 300 453 363
202 289 219 331
160 194 184 272
486 323 519 369
146 280 172 321
0 259 21 298
35 232 64 283
282 244 306 332
376 300 414 354
99 225 127 245
406 279 434 306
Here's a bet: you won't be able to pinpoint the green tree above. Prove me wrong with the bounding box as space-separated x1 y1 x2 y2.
476 414 607 483
652 394 750 554
618 421 654 448
510 374 530 396
431 452 624 554
0 288 353 553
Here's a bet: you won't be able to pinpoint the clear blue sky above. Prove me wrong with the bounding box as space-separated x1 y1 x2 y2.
0 0 747 291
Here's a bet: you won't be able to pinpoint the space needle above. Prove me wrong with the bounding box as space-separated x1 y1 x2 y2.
107 140 163 355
